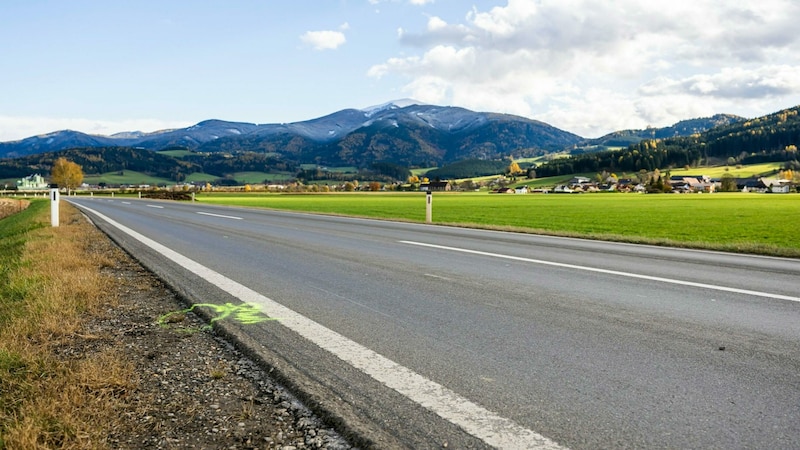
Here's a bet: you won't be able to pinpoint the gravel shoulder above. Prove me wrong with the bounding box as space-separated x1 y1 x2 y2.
82 221 355 449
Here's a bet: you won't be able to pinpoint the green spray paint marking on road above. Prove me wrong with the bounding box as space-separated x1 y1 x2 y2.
158 302 278 331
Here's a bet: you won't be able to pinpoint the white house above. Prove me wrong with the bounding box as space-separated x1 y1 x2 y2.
16 174 48 190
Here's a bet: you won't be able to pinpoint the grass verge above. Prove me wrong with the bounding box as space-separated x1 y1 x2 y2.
0 200 134 449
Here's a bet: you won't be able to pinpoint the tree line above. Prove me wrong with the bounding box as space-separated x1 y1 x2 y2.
536 106 800 177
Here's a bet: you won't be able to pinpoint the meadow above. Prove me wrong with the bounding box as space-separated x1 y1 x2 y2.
198 191 800 257
82 170 293 186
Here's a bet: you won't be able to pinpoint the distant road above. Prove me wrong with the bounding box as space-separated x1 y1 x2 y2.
68 197 800 449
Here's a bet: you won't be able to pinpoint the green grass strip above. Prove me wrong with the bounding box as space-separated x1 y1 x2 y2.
0 200 48 323
198 192 800 258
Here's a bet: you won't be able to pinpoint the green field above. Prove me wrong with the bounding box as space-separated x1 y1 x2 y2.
82 170 293 186
156 149 194 158
197 192 800 257
82 170 172 186
669 162 783 178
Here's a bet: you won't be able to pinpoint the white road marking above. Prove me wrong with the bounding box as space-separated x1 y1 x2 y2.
197 211 243 220
122 201 131 205
424 273 452 281
146 204 164 209
77 205 565 450
401 241 800 303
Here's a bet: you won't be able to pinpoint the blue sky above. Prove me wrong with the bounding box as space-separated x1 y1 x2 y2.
2 0 800 142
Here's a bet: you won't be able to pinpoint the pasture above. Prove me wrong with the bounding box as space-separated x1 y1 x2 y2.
198 192 800 257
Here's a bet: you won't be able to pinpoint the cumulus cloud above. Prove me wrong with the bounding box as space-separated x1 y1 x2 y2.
369 0 800 136
300 25 348 51
639 66 800 99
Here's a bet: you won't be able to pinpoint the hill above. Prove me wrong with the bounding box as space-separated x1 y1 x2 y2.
574 114 743 150
536 106 800 177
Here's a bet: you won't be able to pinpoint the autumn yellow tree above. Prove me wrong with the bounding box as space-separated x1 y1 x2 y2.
507 160 522 175
50 158 83 194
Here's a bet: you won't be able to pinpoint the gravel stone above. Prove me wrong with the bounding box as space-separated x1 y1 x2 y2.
81 231 356 449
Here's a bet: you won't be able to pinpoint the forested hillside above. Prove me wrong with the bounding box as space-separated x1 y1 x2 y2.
575 114 742 150
537 106 800 176
0 147 297 182
0 147 197 180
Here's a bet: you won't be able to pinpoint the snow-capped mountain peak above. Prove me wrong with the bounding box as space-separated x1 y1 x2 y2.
361 98 425 117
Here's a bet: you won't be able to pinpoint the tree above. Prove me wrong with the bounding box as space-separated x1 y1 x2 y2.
720 173 738 192
50 157 83 194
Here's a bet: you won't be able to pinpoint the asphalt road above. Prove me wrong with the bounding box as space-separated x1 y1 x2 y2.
68 197 800 449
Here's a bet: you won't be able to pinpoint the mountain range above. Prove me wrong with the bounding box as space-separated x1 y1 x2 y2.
3 100 781 183
0 100 577 164
0 100 742 167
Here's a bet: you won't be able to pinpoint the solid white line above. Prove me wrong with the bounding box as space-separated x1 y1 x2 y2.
400 241 800 303
78 205 565 450
197 211 243 220
146 204 164 209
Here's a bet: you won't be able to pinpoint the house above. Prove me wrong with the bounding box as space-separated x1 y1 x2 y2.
598 183 616 192
491 187 515 194
515 186 529 194
16 174 48 190
568 176 591 185
420 181 452 192
669 176 715 193
761 178 792 193
552 185 574 193
736 178 766 192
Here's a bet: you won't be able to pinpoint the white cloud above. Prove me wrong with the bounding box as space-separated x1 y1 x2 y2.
639 66 800 99
369 0 800 136
0 116 193 142
300 29 347 51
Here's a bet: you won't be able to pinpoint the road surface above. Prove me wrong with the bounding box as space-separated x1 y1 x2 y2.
68 197 800 449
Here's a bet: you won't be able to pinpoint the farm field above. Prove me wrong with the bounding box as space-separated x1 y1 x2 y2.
81 170 293 186
198 192 800 257
82 170 172 186
669 162 783 178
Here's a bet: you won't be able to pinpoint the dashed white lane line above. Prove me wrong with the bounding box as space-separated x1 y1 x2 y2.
400 240 800 303
78 205 566 450
197 211 243 220
146 204 164 209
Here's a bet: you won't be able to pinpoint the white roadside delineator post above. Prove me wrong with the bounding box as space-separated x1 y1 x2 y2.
50 184 59 227
426 191 432 223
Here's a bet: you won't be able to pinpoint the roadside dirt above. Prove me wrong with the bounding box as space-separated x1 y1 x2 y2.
76 214 354 449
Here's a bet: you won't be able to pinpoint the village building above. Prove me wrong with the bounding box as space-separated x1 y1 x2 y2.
735 177 793 193
669 176 716 193
420 181 452 192
16 174 48 190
